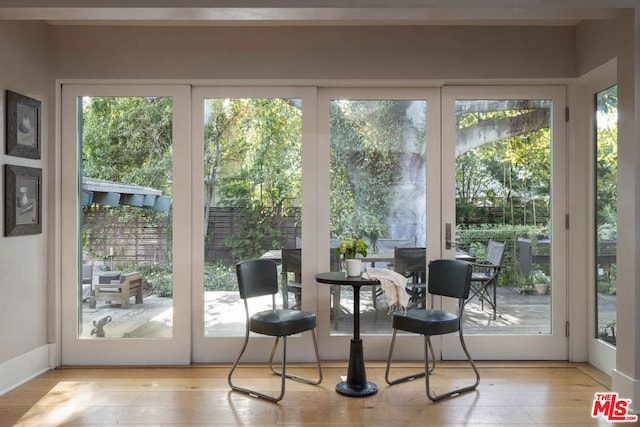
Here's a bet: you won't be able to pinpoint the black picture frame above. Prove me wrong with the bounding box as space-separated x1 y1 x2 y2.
6 90 41 159
4 165 42 236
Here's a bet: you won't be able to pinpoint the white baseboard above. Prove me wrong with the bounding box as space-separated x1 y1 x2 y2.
0 345 52 396
612 368 640 415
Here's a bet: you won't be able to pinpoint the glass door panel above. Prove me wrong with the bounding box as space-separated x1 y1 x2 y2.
79 96 174 339
202 97 303 337
328 98 427 335
442 87 567 360
61 84 191 365
587 63 617 373
454 98 552 334
594 85 617 347
317 88 440 361
191 87 315 363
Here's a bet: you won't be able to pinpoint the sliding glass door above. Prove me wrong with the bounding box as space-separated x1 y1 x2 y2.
60 84 191 365
60 84 570 364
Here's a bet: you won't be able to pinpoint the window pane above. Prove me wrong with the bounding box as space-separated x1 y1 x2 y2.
454 99 552 335
595 86 618 346
80 96 173 339
329 99 427 335
202 98 302 337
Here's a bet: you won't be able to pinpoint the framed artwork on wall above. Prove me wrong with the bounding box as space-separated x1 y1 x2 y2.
6 90 41 159
4 164 42 236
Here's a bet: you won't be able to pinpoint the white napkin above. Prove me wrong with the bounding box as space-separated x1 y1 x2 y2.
362 267 410 313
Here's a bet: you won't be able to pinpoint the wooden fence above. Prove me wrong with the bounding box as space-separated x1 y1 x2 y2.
83 206 171 267
204 207 301 265
83 206 301 267
84 204 545 269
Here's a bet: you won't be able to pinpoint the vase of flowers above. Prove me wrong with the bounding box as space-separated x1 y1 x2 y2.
336 238 368 277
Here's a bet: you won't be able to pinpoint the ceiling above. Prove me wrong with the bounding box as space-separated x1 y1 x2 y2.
0 1 627 27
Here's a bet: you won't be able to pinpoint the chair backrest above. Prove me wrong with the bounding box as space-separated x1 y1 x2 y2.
82 264 93 283
428 259 473 300
120 272 142 283
394 247 426 282
330 248 342 272
283 247 341 274
236 259 279 300
486 240 506 266
282 248 302 275
377 238 415 251
517 238 533 276
82 263 92 277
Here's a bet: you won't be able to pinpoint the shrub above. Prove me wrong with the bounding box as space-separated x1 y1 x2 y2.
204 262 237 291
147 272 174 297
128 264 174 297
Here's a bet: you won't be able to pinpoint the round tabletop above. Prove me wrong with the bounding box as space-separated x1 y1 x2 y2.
315 271 380 286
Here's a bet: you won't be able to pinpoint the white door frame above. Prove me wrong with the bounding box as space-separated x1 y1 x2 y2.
190 86 319 363
60 84 192 365
316 87 442 361
441 86 568 360
59 83 576 364
579 60 617 373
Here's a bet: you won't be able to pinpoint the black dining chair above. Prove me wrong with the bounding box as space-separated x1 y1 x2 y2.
385 259 480 401
281 248 302 309
393 247 427 307
228 259 323 402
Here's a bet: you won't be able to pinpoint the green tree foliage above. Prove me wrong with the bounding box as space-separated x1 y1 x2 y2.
204 98 302 260
595 86 617 305
455 104 551 226
81 96 174 261
595 86 618 238
330 100 413 243
82 96 173 195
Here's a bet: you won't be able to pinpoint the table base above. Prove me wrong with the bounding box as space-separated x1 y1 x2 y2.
336 381 378 397
335 338 378 397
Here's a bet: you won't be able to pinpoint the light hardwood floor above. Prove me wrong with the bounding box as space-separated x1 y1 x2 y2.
0 361 622 426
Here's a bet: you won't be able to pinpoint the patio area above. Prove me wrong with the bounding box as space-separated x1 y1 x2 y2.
80 282 616 340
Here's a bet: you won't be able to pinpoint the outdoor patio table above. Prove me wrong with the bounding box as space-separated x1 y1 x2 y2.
359 250 394 267
315 271 380 397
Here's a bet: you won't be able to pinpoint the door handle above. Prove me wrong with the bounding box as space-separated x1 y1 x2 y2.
445 223 457 250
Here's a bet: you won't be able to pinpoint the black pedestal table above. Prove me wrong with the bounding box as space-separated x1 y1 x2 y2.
315 271 380 397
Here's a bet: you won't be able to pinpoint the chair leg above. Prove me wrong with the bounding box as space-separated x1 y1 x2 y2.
269 329 323 386
492 280 497 319
424 331 480 402
479 281 497 319
332 285 341 330
372 285 378 308
228 329 287 402
470 280 497 320
385 330 435 386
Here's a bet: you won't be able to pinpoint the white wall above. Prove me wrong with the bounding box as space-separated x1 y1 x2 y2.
0 20 52 392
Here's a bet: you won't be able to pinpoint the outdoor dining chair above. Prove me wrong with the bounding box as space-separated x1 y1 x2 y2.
228 258 323 402
469 240 505 319
385 259 480 401
393 247 427 307
281 248 302 309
